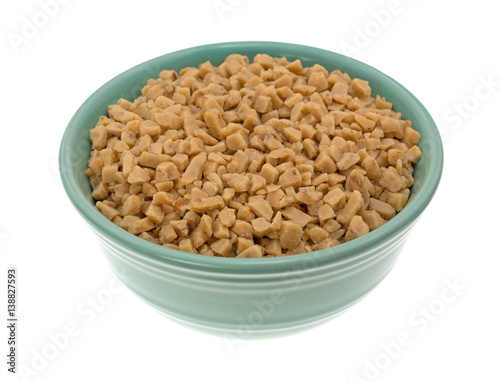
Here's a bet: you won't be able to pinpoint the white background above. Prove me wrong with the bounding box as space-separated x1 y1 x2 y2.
1 0 499 380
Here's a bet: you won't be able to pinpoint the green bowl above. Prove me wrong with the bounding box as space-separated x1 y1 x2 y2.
59 41 443 339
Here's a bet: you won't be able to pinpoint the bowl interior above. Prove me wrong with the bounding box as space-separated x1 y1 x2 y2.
59 41 443 269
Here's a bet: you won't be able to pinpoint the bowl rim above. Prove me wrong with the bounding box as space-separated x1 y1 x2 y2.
59 40 443 271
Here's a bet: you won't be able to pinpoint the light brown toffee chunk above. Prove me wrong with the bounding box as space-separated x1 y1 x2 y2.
87 54 422 257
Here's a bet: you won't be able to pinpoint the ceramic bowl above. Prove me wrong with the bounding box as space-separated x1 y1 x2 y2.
59 41 443 339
